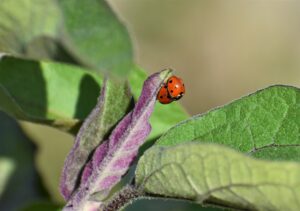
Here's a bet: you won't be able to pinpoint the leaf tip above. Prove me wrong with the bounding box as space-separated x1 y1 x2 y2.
158 68 173 81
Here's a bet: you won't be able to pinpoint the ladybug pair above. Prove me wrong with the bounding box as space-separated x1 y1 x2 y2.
157 75 185 104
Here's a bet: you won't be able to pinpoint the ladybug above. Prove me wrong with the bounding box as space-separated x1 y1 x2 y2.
166 76 185 100
157 84 174 104
157 75 185 104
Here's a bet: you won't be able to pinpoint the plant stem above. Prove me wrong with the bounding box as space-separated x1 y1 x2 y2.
103 185 143 211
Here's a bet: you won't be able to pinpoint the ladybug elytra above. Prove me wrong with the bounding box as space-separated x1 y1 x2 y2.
157 75 185 104
166 76 185 100
157 84 174 104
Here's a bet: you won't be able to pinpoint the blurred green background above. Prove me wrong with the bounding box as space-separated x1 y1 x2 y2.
3 0 300 210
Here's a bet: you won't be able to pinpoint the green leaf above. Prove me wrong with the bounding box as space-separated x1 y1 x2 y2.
0 112 49 210
136 143 300 211
129 67 189 140
156 85 300 161
58 0 133 76
0 0 61 54
0 55 102 132
0 0 133 76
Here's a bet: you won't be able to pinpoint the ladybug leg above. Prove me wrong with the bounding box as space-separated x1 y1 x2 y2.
173 92 184 100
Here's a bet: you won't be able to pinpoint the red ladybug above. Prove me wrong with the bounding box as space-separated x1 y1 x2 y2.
157 84 174 104
157 75 185 104
166 76 185 100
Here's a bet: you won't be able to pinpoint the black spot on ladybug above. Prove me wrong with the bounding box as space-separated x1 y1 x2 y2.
169 80 173 83
160 96 163 99
170 90 173 93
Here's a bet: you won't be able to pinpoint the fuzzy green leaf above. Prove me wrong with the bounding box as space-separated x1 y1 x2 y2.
0 55 102 132
136 143 300 211
60 79 133 199
156 85 300 161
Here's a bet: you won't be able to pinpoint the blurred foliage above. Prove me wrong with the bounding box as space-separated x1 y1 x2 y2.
0 112 49 210
20 122 73 204
57 0 133 76
0 0 60 54
21 202 61 211
0 0 133 76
